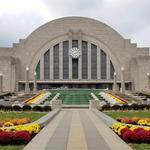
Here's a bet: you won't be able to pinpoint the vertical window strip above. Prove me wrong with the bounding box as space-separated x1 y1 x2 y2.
63 41 69 79
44 49 50 80
91 44 97 79
110 60 115 79
72 59 78 79
82 41 88 79
72 40 78 48
53 44 59 79
36 61 40 80
101 50 107 79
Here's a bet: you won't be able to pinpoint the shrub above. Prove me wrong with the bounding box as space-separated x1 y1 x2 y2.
101 104 110 111
4 106 12 111
138 104 147 110
0 105 4 110
129 103 139 110
13 105 22 111
42 106 51 112
120 104 129 110
32 105 43 111
111 105 120 110
22 105 31 111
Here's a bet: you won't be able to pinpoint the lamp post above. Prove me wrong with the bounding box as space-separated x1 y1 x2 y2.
121 67 125 94
33 72 37 92
147 73 150 90
0 73 3 93
113 72 117 91
25 67 30 94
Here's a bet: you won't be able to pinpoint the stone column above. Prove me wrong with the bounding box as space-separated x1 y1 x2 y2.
25 67 30 94
0 73 3 93
113 72 117 91
88 43 91 79
33 72 37 92
121 67 125 94
147 73 150 90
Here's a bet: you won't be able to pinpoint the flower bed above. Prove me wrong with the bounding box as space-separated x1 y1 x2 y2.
112 122 150 143
117 117 150 126
25 91 51 105
0 123 41 145
0 118 31 127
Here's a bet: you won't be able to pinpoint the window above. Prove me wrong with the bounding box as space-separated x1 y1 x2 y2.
101 50 107 79
72 59 78 79
82 41 88 79
110 60 115 79
44 49 50 80
36 61 40 80
91 44 97 79
72 40 78 48
53 44 59 79
63 41 69 79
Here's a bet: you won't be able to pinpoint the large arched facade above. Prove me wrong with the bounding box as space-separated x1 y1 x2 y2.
0 17 150 91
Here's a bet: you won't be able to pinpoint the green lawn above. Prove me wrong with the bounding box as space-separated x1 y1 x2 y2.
104 111 150 120
131 143 150 150
105 111 150 150
0 111 46 122
0 145 24 150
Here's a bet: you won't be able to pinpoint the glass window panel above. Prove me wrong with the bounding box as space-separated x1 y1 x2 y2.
63 41 69 79
101 50 107 79
44 49 50 80
82 41 88 79
53 44 59 79
110 60 115 79
91 44 97 79
35 61 40 80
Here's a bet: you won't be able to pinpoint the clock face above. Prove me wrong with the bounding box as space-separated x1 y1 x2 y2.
70 47 81 58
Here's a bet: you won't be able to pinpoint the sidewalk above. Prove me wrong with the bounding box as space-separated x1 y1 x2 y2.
24 109 132 150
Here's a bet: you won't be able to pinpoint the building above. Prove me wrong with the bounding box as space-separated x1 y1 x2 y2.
0 16 150 92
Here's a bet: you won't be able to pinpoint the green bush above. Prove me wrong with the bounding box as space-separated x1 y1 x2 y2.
42 106 51 112
32 106 43 111
4 106 12 111
22 105 32 111
111 105 121 110
0 105 4 110
13 105 22 111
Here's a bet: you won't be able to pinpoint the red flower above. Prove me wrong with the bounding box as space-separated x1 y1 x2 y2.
122 130 139 143
120 128 130 135
0 131 14 144
136 130 150 143
134 128 144 133
14 131 31 143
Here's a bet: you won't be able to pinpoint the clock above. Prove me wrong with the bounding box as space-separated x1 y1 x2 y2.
69 47 81 58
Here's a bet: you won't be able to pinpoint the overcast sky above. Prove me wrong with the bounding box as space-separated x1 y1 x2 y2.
0 0 150 47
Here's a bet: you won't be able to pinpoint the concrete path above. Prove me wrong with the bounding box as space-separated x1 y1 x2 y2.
24 109 132 150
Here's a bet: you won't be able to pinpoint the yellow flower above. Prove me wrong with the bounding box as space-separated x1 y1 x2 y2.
3 122 14 127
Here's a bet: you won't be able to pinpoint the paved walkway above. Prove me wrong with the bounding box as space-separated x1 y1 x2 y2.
24 109 132 150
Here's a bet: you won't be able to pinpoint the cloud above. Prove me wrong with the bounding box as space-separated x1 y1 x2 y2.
0 0 149 47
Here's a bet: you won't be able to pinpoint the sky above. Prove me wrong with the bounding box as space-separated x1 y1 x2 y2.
0 0 150 47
